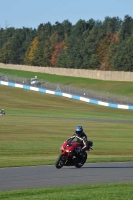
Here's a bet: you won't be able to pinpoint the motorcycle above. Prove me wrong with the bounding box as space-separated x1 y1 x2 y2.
0 109 5 116
55 139 93 169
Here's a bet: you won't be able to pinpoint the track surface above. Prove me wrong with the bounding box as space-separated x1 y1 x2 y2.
0 162 133 191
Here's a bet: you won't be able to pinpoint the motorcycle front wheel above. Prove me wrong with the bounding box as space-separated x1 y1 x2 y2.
55 154 65 169
75 152 87 168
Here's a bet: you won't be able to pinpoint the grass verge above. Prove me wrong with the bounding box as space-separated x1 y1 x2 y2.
0 85 133 167
0 183 133 200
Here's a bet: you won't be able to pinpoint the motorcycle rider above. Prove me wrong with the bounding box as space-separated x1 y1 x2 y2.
1 109 5 115
67 125 88 157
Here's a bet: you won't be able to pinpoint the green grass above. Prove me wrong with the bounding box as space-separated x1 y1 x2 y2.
0 85 133 167
1 68 133 97
0 183 133 200
0 68 133 198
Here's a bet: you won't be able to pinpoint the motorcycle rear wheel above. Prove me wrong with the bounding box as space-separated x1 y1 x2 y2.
55 154 65 169
75 152 87 168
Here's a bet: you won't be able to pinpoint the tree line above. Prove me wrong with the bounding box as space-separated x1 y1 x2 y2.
0 15 133 71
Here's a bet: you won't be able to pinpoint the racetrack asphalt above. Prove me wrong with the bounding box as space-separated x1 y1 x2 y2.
0 162 133 191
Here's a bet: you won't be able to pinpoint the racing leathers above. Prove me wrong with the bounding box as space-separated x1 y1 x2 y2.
68 132 88 156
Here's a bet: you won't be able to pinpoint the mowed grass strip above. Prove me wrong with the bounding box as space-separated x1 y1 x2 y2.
0 183 133 200
0 85 133 167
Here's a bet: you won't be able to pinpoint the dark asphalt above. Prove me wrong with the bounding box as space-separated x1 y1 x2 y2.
0 162 133 191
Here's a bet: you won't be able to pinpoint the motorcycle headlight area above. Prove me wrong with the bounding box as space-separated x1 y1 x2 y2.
66 150 72 153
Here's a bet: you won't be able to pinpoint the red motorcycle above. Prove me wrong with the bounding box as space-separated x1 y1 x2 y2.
55 139 93 169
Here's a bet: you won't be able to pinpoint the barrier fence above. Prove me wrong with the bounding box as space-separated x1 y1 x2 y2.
0 72 133 107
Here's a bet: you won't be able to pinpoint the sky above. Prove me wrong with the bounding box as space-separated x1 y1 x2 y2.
0 0 133 29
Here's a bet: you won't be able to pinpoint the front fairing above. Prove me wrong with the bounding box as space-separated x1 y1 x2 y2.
60 141 75 156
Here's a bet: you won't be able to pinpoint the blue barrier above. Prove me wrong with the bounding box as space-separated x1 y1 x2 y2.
0 80 133 110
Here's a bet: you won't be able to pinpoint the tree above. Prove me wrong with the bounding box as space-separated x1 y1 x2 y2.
97 33 119 70
110 34 133 71
103 16 122 34
0 38 12 63
24 36 39 65
119 15 133 40
9 28 36 64
50 40 65 66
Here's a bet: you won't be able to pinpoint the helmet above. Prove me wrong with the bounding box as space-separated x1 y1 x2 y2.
75 126 83 135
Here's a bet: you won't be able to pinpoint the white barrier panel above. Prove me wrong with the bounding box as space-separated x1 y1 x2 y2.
0 81 133 110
